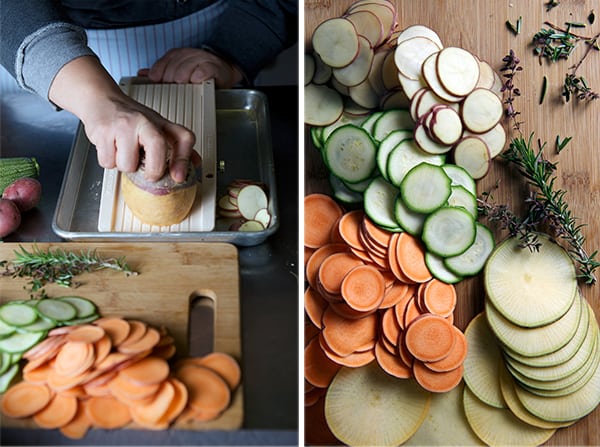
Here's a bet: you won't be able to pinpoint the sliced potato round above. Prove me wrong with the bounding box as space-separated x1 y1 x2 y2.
348 2 396 39
305 53 315 86
312 17 359 68
463 313 506 408
381 89 411 110
463 123 507 158
312 52 332 85
304 83 343 126
394 36 441 80
398 71 427 100
461 88 503 133
368 50 388 96
452 136 491 180
333 35 374 87
414 122 452 155
349 79 379 109
415 89 458 120
397 24 444 48
484 234 577 328
345 10 384 48
421 52 463 103
382 49 402 91
463 386 557 446
484 290 582 357
436 47 480 97
325 363 431 446
430 106 463 145
475 58 496 90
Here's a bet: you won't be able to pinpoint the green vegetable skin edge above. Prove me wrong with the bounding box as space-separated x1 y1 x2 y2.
0 157 40 195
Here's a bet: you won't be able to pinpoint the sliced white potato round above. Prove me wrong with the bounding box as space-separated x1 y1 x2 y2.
414 122 452 155
463 122 507 158
332 35 374 87
345 10 384 48
325 363 431 446
415 89 458 120
475 58 496 90
463 313 506 408
505 299 592 368
236 184 268 220
490 70 504 98
430 106 463 145
405 383 484 446
461 88 503 133
348 78 380 109
380 89 411 110
484 234 578 328
463 386 557 446
499 362 575 429
398 71 427 99
304 53 315 86
513 347 600 422
348 2 396 40
238 220 265 232
452 136 491 180
253 208 271 228
331 76 350 96
485 291 582 357
368 50 388 96
312 17 359 68
382 49 402 91
311 52 332 85
436 47 480 96
397 24 444 48
421 52 463 103
394 36 441 80
409 87 427 121
304 83 343 126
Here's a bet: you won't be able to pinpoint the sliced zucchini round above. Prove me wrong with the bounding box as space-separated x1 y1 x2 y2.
400 162 452 214
444 223 494 277
422 206 476 257
323 124 377 183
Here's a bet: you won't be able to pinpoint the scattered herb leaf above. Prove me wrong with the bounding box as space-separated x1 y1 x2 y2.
589 9 596 25
507 16 522 35
555 135 572 153
545 0 560 12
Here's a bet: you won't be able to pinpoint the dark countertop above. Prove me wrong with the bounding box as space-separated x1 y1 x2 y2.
0 86 299 445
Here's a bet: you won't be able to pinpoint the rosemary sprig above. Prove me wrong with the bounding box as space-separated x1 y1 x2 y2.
555 135 572 153
0 244 137 293
480 51 599 284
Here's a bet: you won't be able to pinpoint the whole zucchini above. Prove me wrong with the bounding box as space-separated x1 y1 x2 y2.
0 157 40 195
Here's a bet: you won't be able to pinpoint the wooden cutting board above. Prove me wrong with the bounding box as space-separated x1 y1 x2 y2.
305 1 600 445
0 242 243 431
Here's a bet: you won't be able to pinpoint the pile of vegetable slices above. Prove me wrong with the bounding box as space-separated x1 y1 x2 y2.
304 0 600 445
0 297 241 439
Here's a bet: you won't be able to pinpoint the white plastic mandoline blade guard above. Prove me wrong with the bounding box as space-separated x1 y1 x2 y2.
98 78 217 233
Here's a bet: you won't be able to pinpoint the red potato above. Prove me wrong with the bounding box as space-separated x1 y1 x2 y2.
2 177 42 212
0 198 21 238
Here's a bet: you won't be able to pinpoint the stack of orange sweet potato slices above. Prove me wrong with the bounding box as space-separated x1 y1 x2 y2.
1 316 240 439
304 194 468 403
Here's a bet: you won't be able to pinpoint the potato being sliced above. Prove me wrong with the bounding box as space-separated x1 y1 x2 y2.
325 363 431 446
463 386 557 446
436 47 480 97
312 17 359 68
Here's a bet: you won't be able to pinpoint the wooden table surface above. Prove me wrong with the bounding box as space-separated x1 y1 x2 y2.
304 1 600 445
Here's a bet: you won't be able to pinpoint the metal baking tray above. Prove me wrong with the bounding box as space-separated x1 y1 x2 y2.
52 89 279 246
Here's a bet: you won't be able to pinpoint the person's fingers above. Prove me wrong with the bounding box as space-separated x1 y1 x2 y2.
147 49 179 82
137 68 150 77
115 132 140 173
190 62 218 84
164 122 196 182
95 137 117 170
137 122 169 181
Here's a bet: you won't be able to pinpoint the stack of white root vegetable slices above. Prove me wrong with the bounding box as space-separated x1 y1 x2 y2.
0 315 241 439
304 193 471 445
461 234 600 445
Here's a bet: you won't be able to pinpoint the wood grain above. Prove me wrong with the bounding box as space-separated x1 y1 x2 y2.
305 2 600 445
0 242 242 431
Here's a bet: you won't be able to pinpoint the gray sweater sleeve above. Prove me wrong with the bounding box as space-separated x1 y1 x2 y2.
0 0 96 99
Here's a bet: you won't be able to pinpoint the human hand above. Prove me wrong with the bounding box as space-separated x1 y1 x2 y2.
84 95 198 183
138 48 243 88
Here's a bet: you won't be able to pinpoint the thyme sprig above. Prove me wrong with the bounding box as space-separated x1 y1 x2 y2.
0 244 137 293
479 51 599 283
